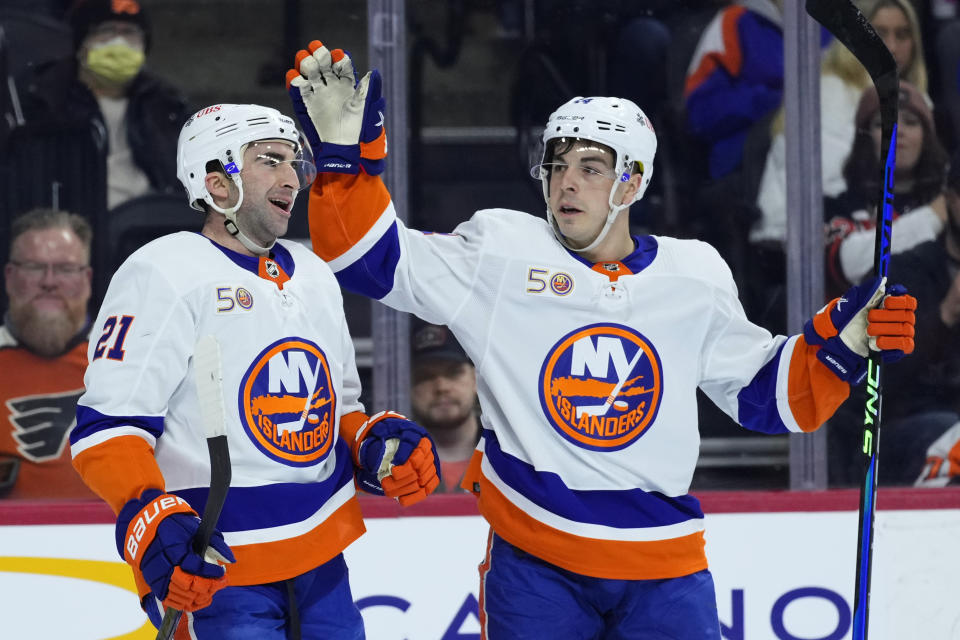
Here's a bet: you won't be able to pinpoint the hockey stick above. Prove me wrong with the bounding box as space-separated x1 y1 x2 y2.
576 347 644 417
156 335 232 640
803 2 898 638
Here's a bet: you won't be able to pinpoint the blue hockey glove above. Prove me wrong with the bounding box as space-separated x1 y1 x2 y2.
804 276 916 384
116 489 234 612
286 40 387 175
353 411 441 506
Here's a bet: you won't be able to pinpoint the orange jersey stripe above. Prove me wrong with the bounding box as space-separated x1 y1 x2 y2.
308 173 391 262
72 435 165 514
339 410 369 463
478 528 494 640
787 335 850 432
128 496 366 601
225 496 365 586
463 454 707 580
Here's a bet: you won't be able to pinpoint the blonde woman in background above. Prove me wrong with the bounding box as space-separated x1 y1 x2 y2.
753 0 928 245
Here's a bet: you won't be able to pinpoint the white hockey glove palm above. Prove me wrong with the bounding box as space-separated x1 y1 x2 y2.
285 40 387 175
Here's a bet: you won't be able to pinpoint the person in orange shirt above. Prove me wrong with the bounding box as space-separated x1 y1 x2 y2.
1 208 95 500
410 321 480 493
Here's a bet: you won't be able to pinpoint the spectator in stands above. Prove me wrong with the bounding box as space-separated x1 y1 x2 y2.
870 0 929 94
825 81 948 296
410 320 480 493
684 0 788 180
0 208 95 499
18 0 190 209
916 421 960 486
833 147 960 487
754 39 872 247
754 0 929 245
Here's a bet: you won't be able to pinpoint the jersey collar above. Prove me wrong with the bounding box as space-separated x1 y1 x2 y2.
204 234 296 288
566 234 659 275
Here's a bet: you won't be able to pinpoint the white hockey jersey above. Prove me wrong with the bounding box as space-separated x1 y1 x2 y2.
71 232 368 589
308 174 849 581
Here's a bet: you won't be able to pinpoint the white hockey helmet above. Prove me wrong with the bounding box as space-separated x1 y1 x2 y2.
536 96 657 252
176 103 316 254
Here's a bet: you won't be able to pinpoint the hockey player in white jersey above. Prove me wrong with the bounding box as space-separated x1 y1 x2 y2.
287 42 918 638
70 103 441 638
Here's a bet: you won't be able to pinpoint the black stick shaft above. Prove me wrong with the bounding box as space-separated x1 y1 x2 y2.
803 2 898 637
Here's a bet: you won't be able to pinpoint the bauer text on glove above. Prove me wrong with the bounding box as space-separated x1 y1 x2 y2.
116 489 234 612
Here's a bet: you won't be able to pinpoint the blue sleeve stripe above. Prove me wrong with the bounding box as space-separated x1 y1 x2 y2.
71 405 165 445
736 342 790 434
175 439 355 533
333 222 401 299
482 429 703 528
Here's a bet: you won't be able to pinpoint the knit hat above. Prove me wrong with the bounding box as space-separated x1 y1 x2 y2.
854 80 934 133
68 0 151 50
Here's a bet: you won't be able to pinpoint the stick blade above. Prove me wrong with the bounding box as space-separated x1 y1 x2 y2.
194 334 227 439
805 0 897 82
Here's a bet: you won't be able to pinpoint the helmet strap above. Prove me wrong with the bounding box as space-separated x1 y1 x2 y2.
206 181 275 256
542 165 634 254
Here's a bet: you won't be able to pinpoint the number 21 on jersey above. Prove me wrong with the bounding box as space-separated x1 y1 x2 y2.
93 315 134 361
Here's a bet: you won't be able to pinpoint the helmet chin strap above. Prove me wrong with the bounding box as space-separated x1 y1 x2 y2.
545 177 632 254
206 181 275 256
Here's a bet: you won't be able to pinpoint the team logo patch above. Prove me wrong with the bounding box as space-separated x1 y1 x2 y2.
238 338 336 466
236 288 253 309
7 390 84 462
550 272 574 296
538 323 663 451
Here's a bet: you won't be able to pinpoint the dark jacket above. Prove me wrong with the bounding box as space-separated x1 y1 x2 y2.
884 237 960 420
18 58 190 196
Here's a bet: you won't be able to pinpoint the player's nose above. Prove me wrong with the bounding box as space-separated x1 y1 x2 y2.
277 163 298 190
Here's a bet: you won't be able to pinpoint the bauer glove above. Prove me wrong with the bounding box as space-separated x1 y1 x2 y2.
286 40 387 175
353 411 441 506
116 489 234 612
804 276 917 384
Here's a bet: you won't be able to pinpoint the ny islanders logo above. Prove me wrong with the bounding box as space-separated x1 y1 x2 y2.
539 323 663 451
238 338 336 466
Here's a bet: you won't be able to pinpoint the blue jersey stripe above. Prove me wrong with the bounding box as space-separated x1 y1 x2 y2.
72 405 165 443
736 342 789 434
176 438 355 533
333 222 401 299
483 429 703 528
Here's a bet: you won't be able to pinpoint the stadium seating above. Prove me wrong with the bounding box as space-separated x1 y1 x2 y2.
96 192 203 303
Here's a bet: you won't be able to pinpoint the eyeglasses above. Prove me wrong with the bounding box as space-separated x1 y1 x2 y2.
9 260 89 281
531 162 620 183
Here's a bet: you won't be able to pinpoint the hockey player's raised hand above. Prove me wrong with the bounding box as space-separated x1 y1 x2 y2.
285 40 387 175
116 489 234 612
804 276 917 384
353 410 441 506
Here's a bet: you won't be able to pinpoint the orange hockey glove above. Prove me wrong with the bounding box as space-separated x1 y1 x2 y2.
866 284 917 355
116 490 234 612
354 411 441 506
805 276 916 383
